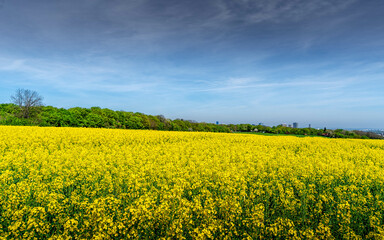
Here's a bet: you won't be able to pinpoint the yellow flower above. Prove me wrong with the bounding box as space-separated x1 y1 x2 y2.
1 126 384 239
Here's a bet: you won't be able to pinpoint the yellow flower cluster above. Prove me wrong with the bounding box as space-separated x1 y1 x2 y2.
1 126 384 239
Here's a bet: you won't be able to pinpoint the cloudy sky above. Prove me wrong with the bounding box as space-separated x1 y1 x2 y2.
0 0 383 128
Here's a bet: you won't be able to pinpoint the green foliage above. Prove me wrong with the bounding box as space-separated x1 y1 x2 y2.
0 103 381 139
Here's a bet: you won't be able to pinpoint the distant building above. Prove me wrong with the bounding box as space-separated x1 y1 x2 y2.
293 122 298 128
309 124 311 128
216 121 219 125
258 123 264 126
288 124 292 128
282 123 287 127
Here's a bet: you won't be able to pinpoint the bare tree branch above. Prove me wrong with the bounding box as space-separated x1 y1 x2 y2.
11 89 43 118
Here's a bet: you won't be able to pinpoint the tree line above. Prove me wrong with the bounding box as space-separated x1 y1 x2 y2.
1 103 383 139
0 103 232 132
0 89 382 139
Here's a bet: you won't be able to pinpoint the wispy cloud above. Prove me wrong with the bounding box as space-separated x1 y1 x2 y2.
212 0 357 24
195 75 353 93
0 57 157 93
0 0 360 57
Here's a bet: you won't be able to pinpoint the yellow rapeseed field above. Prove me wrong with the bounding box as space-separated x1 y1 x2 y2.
1 126 384 239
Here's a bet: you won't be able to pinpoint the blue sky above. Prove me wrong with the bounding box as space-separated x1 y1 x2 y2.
0 0 384 128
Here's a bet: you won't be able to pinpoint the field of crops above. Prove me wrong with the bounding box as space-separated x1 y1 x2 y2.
1 126 384 239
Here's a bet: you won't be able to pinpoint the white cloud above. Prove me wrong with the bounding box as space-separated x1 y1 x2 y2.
0 56 157 93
